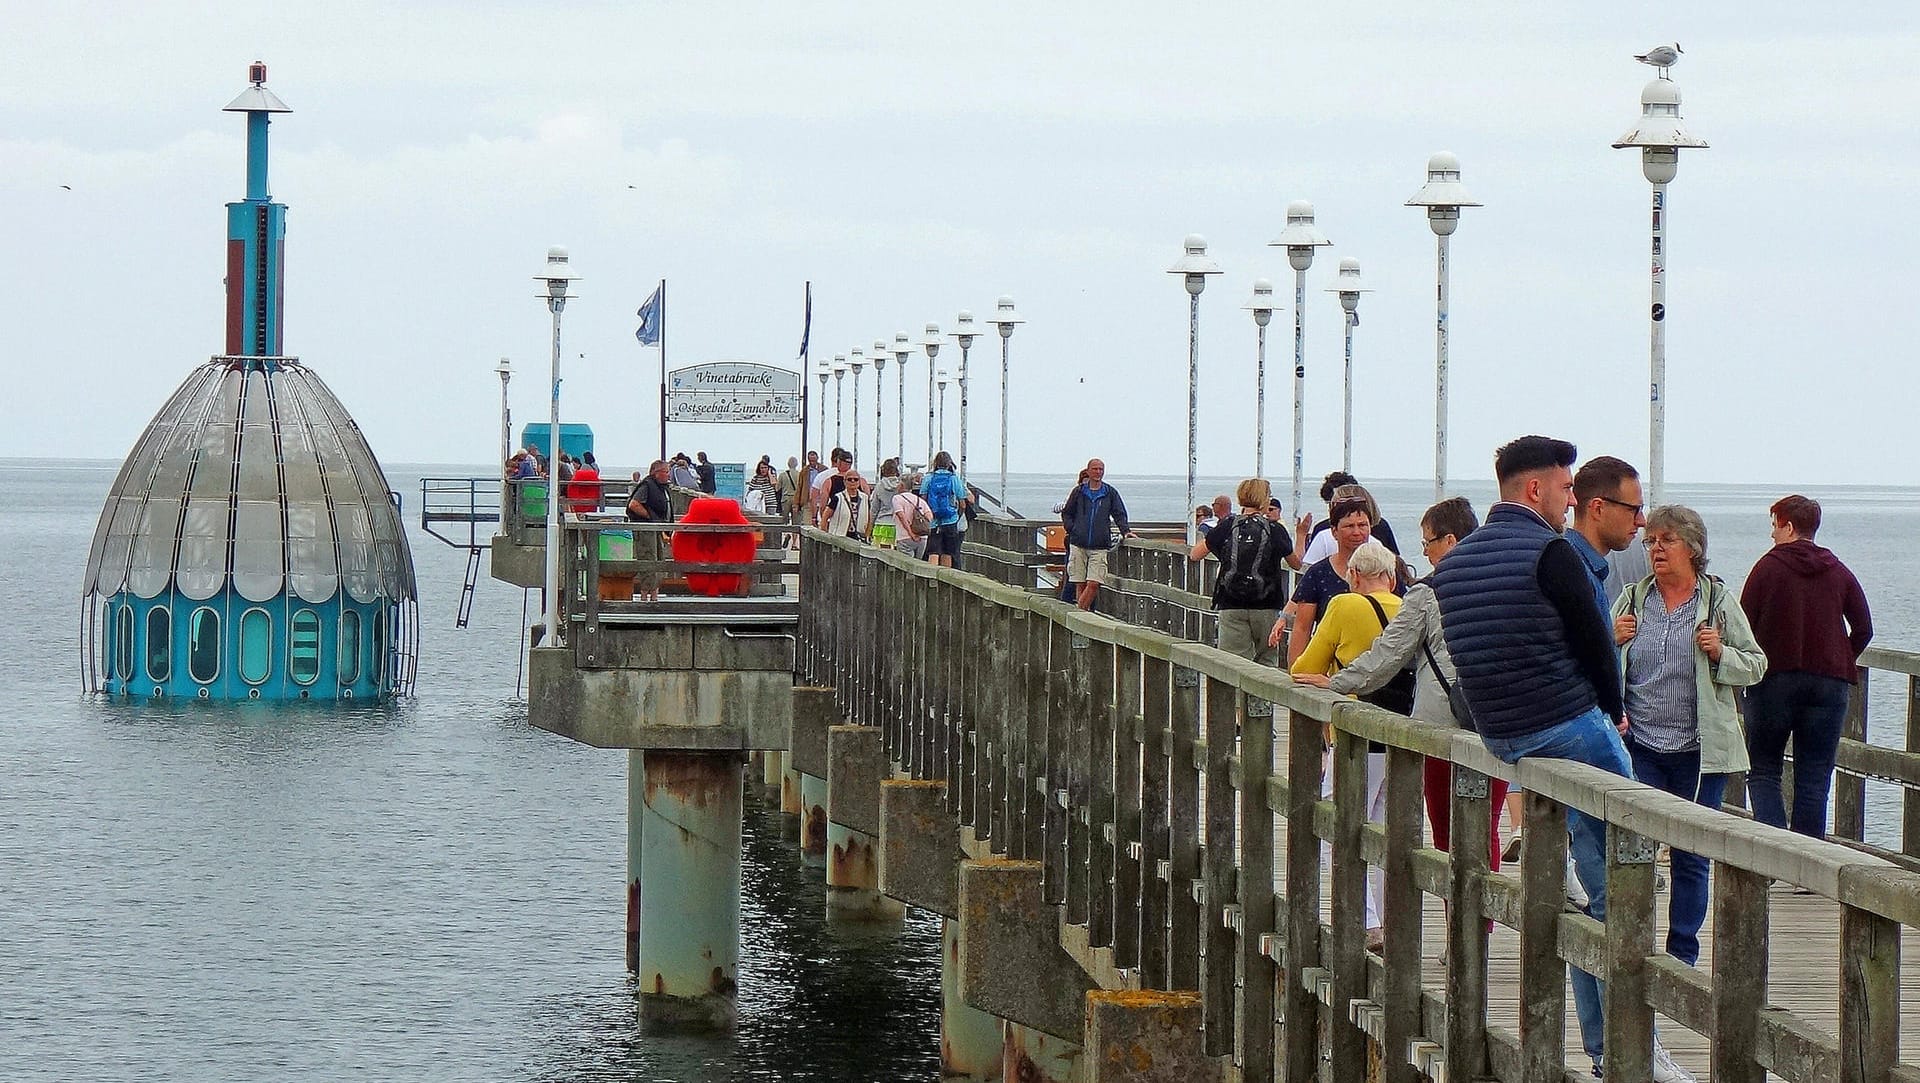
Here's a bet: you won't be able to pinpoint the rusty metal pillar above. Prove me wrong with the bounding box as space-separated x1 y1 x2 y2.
626 749 643 973
942 917 1005 1080
636 750 742 1028
779 751 803 840
800 772 828 868
1004 1023 1080 1083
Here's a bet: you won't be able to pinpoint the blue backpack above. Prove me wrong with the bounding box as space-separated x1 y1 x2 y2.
925 471 958 521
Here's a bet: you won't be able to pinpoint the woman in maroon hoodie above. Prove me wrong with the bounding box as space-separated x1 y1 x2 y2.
1740 495 1873 837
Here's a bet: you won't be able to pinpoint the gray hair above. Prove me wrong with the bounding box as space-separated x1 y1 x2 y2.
1346 539 1398 582
1645 504 1708 573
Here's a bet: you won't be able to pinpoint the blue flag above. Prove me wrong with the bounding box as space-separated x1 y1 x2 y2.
635 285 663 346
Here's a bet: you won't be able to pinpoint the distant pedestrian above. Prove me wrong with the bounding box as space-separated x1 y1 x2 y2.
1611 505 1766 966
671 454 699 489
825 470 872 540
779 456 806 531
745 459 778 515
1188 478 1292 665
1432 435 1688 1080
696 451 718 494
812 448 861 529
1059 458 1133 611
890 474 934 559
1194 505 1217 532
919 451 970 568
1740 495 1873 838
625 460 675 602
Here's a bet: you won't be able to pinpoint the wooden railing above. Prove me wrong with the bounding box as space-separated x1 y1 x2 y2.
799 528 1920 1083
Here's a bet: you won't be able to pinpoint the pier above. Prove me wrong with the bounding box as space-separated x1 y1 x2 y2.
491 489 1920 1082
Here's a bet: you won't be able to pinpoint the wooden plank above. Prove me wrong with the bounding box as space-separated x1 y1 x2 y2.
1043 620 1071 905
1201 675 1238 1057
1839 902 1900 1083
1518 790 1569 1082
1021 613 1049 863
1447 764 1492 1082
1065 630 1094 926
1113 646 1144 970
1328 727 1369 1080
1088 637 1117 948
1711 861 1768 1083
1139 655 1173 988
1379 744 1424 1083
1604 825 1657 1081
1239 691 1279 1083
1282 704 1324 1083
1168 664 1203 992
1836 669 1870 841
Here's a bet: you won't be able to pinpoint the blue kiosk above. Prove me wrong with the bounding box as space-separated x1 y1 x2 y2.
81 62 418 702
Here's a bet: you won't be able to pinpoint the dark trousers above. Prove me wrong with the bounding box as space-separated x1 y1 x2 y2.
1744 671 1851 838
1625 738 1727 966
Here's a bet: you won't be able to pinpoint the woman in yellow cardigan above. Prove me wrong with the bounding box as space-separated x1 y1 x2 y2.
1290 539 1400 949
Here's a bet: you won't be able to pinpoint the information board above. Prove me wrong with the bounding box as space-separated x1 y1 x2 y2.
666 361 802 423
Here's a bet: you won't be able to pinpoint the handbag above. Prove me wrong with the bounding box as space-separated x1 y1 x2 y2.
1420 637 1477 730
1357 595 1416 715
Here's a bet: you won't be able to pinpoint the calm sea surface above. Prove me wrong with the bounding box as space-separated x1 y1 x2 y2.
3 459 1913 1080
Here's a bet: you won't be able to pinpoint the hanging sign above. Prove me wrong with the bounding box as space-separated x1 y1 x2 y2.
666 361 802 423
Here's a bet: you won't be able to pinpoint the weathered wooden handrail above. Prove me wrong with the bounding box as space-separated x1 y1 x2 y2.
800 527 1920 1083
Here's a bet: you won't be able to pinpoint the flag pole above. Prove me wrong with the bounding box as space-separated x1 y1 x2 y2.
798 281 811 482
656 277 668 462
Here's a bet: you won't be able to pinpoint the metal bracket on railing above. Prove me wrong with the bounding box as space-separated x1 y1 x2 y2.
1070 632 1089 649
1055 788 1069 809
1156 858 1172 882
1174 667 1200 689
1221 903 1242 933
1246 697 1273 719
1190 879 1207 905
1125 841 1143 860
1257 931 1281 960
1101 822 1115 843
1615 832 1657 865
1034 775 1047 795
1453 771 1490 799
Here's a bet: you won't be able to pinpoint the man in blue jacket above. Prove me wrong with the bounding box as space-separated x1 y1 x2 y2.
1060 458 1134 611
1432 435 1691 1082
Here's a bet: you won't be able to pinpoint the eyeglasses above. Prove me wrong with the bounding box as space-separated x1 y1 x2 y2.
1420 535 1445 549
1599 496 1644 516
1643 535 1683 551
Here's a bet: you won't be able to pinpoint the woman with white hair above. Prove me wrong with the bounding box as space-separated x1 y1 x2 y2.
1611 504 1766 969
1290 538 1404 951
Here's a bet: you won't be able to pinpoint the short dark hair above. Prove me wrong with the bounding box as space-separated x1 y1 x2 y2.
1493 435 1578 484
1771 494 1821 538
1319 471 1358 503
1328 496 1373 527
1421 497 1478 542
1573 456 1639 506
831 447 852 464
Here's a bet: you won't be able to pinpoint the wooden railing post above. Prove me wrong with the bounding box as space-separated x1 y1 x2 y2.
1517 790 1570 1083
1200 676 1238 1058
1445 765 1492 1082
1836 668 1870 841
1112 645 1145 970
1328 725 1369 1080
1087 636 1117 948
1603 825 1657 1081
1710 861 1768 1083
1021 614 1051 864
1282 702 1325 1083
1167 665 1203 992
1042 620 1072 905
1839 897 1901 1083
1239 693 1278 1083
1906 673 1920 860
1139 655 1174 989
1380 743 1424 1083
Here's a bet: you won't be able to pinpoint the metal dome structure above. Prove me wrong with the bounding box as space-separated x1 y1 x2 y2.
81 62 417 701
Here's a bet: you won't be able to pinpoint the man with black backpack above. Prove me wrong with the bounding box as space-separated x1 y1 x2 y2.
1189 478 1294 664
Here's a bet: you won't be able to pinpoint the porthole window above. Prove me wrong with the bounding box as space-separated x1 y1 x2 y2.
145 606 172 683
290 609 321 686
115 605 134 681
188 607 221 684
239 608 273 685
338 610 362 685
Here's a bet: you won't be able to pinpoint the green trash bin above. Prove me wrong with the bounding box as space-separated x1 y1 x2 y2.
599 529 635 561
520 482 548 522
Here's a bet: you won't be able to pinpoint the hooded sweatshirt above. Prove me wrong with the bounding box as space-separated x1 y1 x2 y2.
1739 539 1872 683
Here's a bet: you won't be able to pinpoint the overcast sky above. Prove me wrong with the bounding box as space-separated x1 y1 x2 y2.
7 3 1918 487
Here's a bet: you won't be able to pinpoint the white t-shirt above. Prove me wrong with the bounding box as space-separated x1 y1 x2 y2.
1301 527 1338 566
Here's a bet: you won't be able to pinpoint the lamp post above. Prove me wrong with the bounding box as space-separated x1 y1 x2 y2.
533 246 579 644
1241 280 1276 478
832 356 847 449
1168 235 1223 546
950 313 978 478
912 330 935 465
849 349 866 468
1614 75 1707 505
871 343 887 471
1405 152 1480 500
985 297 1024 505
1327 259 1370 473
816 361 832 454
496 356 513 512
1269 202 1332 521
894 333 915 464
937 368 949 450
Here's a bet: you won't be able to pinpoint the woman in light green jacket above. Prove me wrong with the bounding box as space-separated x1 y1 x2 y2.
1610 504 1767 969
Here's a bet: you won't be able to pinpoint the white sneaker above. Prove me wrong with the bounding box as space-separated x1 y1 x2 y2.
1651 1038 1697 1083
1566 852 1590 910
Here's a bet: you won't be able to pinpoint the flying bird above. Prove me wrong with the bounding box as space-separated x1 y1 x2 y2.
60 184 72 190
1635 42 1682 76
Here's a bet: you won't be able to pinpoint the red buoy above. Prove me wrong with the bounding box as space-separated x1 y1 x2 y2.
671 497 757 596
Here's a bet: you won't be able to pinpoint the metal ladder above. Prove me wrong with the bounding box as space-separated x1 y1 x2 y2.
456 547 482 628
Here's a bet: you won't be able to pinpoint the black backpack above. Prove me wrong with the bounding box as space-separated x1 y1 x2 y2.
1217 514 1275 602
1356 594 1417 715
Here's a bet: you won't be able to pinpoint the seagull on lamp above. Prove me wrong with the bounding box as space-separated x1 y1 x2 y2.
1635 42 1682 78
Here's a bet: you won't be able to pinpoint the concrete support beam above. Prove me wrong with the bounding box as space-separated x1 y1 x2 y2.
1005 1022 1081 1083
635 750 742 1029
942 918 1007 1081
1083 990 1208 1082
799 772 828 868
759 749 783 808
790 686 834 778
880 779 962 917
827 817 904 921
959 859 1097 1043
778 750 802 840
827 724 885 837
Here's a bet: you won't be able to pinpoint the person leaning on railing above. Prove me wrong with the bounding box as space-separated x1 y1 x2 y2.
1610 504 1767 966
626 460 674 603
1295 497 1510 893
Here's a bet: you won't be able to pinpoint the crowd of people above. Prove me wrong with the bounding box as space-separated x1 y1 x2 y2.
1181 437 1871 1081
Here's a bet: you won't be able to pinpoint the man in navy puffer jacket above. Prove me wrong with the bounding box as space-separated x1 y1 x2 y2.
1433 435 1672 1080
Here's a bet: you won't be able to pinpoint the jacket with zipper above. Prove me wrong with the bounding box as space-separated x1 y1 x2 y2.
1610 572 1768 774
1060 483 1130 549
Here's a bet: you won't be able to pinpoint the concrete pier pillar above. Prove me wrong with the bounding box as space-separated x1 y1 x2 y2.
626 749 643 973
1003 1023 1080 1083
942 918 1006 1080
780 751 802 821
636 750 741 1029
800 772 828 867
1083 990 1207 1081
827 818 904 921
759 748 784 808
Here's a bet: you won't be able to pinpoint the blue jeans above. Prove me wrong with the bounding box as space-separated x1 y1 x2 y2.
1625 739 1727 966
1744 671 1850 837
1482 705 1633 1063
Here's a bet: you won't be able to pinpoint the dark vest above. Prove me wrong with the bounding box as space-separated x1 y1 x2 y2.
1432 504 1598 740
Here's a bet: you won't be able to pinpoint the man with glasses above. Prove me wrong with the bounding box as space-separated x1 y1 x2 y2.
1569 456 1647 610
